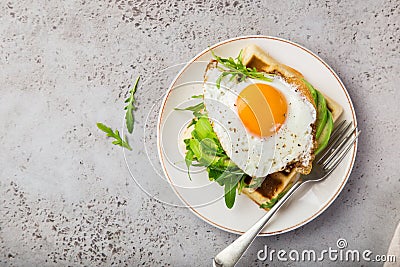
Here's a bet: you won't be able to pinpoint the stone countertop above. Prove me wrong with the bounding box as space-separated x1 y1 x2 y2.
0 0 399 266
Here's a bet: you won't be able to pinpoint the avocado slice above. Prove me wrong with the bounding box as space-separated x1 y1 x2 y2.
315 110 333 155
315 91 328 139
303 79 318 104
303 79 328 139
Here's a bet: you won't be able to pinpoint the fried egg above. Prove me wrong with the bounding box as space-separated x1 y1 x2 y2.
203 64 317 177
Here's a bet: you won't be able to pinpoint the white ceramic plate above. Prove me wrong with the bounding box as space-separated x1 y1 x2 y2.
157 36 357 235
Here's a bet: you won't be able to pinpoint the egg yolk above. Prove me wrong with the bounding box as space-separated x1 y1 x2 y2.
236 83 287 138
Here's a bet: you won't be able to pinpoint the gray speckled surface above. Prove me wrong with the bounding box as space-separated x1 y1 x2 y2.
0 0 399 266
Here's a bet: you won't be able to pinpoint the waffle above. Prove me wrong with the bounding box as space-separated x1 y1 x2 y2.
240 44 343 209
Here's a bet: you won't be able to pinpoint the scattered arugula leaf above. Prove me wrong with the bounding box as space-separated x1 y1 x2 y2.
260 184 292 209
211 49 273 89
124 76 140 134
96 122 132 150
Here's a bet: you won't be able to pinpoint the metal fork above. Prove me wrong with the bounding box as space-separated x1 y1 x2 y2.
213 120 360 267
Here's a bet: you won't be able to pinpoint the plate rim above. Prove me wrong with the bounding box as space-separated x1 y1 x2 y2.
157 35 358 236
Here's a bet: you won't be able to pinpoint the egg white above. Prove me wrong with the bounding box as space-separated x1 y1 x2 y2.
203 67 316 177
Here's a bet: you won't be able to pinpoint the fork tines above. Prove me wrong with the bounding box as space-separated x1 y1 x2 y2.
316 120 360 171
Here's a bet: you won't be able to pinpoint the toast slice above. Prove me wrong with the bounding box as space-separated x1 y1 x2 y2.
240 45 343 210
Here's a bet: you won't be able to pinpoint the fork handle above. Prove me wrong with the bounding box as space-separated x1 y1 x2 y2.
213 180 303 267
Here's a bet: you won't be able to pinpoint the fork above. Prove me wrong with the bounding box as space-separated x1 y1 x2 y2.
213 120 360 267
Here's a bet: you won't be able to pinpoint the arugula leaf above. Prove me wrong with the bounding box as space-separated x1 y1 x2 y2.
211 50 273 89
192 139 221 166
224 181 238 209
174 102 205 118
124 76 140 134
237 177 246 194
193 117 214 139
207 166 223 181
189 139 204 162
215 71 231 89
176 97 250 209
185 149 194 179
214 171 234 186
199 138 219 155
191 95 203 99
96 122 132 150
246 176 265 189
260 184 292 209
